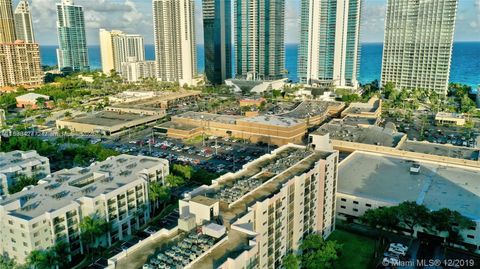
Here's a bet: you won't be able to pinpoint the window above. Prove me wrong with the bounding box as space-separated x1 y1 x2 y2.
20 224 24 228
8 220 13 225
35 241 40 246
340 206 346 209
23 242 28 247
340 198 346 202
467 235 474 239
353 208 359 212
353 201 359 205
366 203 372 207
32 223 38 228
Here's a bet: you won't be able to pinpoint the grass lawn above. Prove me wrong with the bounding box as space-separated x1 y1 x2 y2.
328 229 377 269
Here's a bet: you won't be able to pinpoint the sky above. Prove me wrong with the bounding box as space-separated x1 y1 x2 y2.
24 0 480 46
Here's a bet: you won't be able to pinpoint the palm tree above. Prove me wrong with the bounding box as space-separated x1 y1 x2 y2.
149 182 163 215
79 215 108 255
27 249 49 269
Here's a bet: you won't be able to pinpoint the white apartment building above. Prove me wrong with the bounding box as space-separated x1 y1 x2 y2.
298 0 361 90
121 59 156 82
381 0 458 94
337 151 480 253
0 150 50 196
152 0 197 86
176 144 339 269
0 155 169 264
99 29 145 75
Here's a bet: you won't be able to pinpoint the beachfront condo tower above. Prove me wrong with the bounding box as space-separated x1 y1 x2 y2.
202 0 232 85
14 0 35 43
234 0 285 81
56 0 89 72
153 0 197 86
298 0 362 90
381 0 458 94
0 0 16 43
99 29 145 75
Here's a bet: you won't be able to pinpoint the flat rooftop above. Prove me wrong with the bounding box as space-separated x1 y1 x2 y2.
343 99 380 114
280 100 344 119
0 155 168 220
238 115 304 127
399 141 479 161
0 150 47 173
341 116 378 126
190 146 334 224
339 152 480 220
313 123 405 147
60 111 162 127
176 112 242 125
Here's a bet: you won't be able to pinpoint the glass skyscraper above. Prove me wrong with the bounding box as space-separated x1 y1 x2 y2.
381 0 458 94
298 0 361 89
234 0 285 81
202 0 232 85
14 0 35 43
56 0 89 72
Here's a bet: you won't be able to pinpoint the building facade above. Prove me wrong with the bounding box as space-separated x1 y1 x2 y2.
14 0 35 43
56 0 89 72
234 0 285 80
99 29 145 75
152 0 197 86
0 0 16 43
0 41 43 87
0 150 50 196
0 155 169 264
177 145 339 269
121 59 156 82
202 0 232 85
298 0 361 89
381 0 458 94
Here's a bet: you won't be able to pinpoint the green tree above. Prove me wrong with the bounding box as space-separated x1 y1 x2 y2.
79 215 109 255
283 253 300 269
149 182 171 215
360 206 399 232
396 201 431 235
172 164 193 180
8 175 40 194
165 174 185 187
300 234 342 269
26 249 50 269
429 208 474 245
35 97 47 110
0 255 17 269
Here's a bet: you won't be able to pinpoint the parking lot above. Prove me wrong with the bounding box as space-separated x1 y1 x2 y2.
382 111 479 148
101 128 275 175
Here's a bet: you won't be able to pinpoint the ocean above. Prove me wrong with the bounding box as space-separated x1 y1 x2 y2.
40 42 480 88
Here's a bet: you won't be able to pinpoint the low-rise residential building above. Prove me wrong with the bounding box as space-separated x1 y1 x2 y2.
0 155 169 264
337 151 480 253
0 150 50 195
155 112 307 146
174 144 339 269
435 112 466 126
15 93 53 109
56 111 165 136
108 90 201 109
0 41 43 88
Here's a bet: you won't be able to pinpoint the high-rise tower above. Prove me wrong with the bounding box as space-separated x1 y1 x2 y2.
202 0 232 85
381 0 458 94
153 0 197 86
99 29 145 75
298 0 362 89
234 0 285 80
56 0 89 72
0 0 16 43
14 0 35 43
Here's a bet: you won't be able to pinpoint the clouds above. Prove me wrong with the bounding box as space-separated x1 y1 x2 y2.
22 0 480 45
